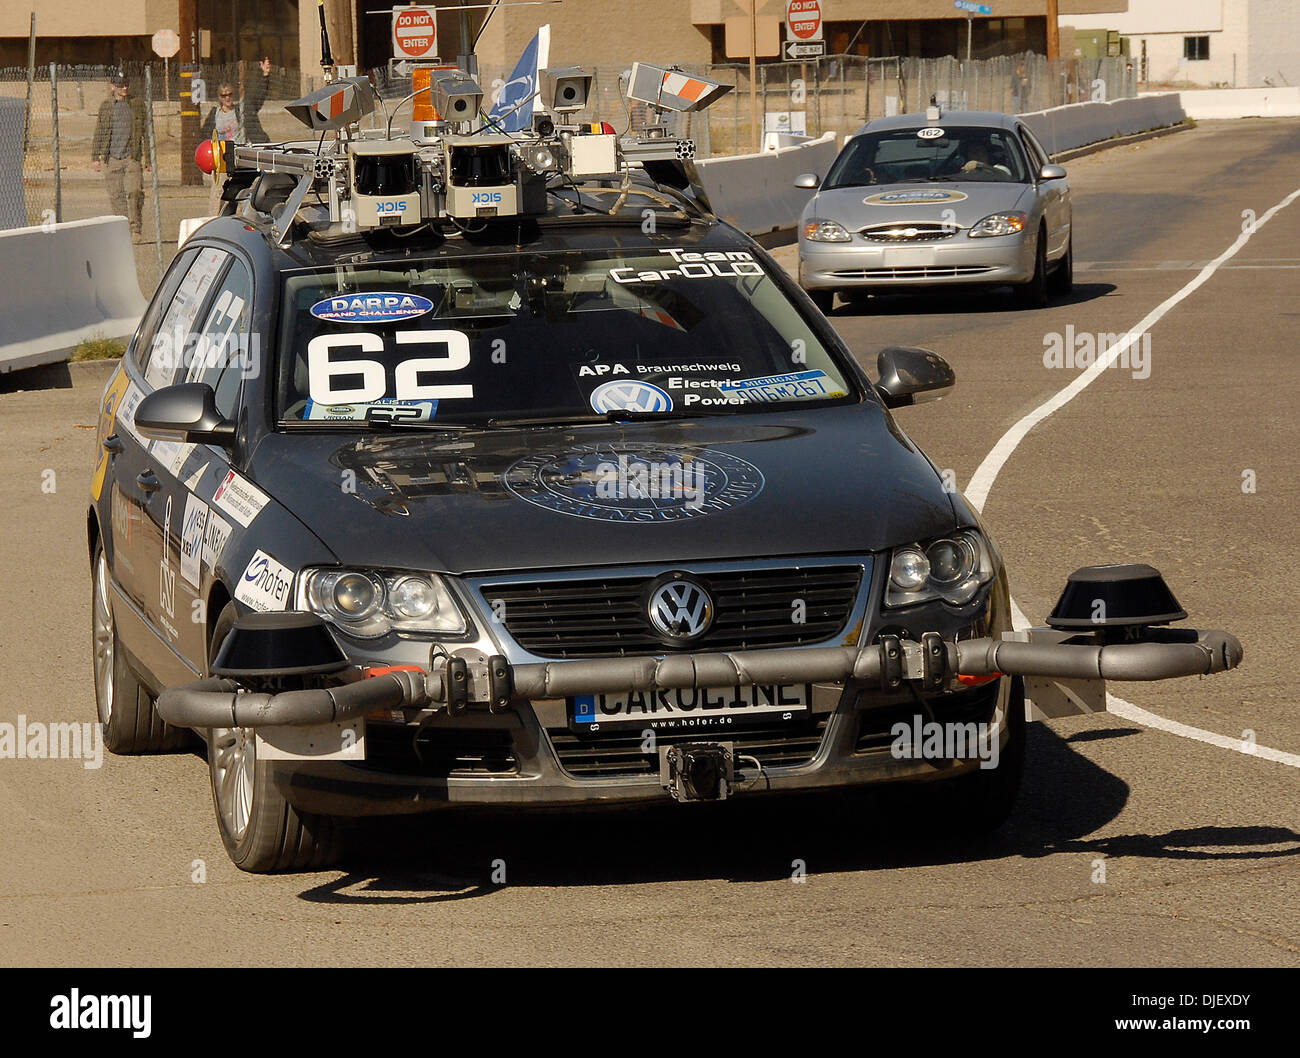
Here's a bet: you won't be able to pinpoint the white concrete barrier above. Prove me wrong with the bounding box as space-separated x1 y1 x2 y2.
1022 94 1187 156
1147 87 1300 120
696 132 839 237
0 216 147 374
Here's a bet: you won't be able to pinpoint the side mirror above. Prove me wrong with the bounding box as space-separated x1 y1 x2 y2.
874 346 955 409
1040 163 1067 181
135 383 236 447
794 172 820 189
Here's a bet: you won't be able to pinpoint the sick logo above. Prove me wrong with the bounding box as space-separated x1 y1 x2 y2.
472 192 503 204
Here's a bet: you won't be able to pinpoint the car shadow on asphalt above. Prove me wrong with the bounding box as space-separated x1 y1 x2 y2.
829 282 1115 317
294 723 1300 902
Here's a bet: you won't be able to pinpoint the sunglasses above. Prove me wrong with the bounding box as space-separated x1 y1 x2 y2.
219 92 234 98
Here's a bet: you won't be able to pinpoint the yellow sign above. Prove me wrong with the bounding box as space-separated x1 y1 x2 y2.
91 367 131 502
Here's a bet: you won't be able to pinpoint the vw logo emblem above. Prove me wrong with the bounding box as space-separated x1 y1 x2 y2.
589 380 672 415
648 577 714 640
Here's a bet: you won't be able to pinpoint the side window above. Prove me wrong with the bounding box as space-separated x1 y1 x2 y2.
186 257 253 421
1018 126 1049 171
132 249 197 372
143 246 230 390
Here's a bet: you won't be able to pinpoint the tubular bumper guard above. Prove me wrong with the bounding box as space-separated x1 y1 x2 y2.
156 626 1243 730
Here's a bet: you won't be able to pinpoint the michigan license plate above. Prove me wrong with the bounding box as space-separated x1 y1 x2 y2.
570 684 812 733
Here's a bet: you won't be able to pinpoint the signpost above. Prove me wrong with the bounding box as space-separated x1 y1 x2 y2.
954 1 992 64
392 5 438 62
783 0 825 60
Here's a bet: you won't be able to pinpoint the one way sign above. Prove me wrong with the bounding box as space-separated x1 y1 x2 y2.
783 40 826 60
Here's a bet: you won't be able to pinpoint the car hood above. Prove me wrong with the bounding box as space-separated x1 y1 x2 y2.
803 182 1032 230
248 403 958 575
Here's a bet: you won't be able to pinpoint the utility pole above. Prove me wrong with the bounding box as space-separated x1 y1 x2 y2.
179 0 201 186
1046 0 1060 61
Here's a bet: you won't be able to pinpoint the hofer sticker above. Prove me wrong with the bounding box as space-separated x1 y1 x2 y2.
309 292 434 324
235 550 294 613
212 470 270 527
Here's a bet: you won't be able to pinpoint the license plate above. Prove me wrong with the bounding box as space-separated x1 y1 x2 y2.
570 684 812 733
883 247 937 267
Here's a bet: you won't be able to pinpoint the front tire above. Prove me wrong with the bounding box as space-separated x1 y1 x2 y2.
929 676 1026 834
1048 234 1073 296
1015 230 1049 309
205 603 343 873
92 544 191 754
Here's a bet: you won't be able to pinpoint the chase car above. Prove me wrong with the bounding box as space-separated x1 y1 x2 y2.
88 73 1238 874
797 109 1073 311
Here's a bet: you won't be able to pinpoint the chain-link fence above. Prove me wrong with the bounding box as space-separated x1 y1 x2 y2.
4 52 1136 295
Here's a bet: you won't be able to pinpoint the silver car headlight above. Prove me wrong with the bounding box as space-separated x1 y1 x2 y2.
884 530 997 608
968 211 1027 238
296 568 467 638
803 219 853 243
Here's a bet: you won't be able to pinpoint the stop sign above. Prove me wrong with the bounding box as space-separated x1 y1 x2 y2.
393 6 437 60
786 0 822 42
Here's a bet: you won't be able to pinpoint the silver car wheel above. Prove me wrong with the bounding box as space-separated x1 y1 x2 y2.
92 550 115 724
212 726 256 842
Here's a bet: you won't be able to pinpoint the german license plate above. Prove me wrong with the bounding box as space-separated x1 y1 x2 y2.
570 684 812 734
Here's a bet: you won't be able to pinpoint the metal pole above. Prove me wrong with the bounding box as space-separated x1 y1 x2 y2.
146 67 163 282
966 13 972 65
23 13 36 153
50 63 61 223
749 1 759 153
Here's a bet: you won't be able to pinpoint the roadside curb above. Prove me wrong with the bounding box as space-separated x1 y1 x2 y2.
0 357 120 395
1054 120 1195 162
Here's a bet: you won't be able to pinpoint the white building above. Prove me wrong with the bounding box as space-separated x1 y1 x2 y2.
1069 0 1300 87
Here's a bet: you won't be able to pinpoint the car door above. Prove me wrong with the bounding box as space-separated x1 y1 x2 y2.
1019 123 1069 256
166 251 254 668
131 245 231 681
108 248 197 634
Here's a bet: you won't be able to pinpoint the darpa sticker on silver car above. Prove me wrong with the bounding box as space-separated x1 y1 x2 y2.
235 550 294 613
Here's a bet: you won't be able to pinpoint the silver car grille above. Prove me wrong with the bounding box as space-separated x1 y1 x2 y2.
860 223 959 243
829 265 998 280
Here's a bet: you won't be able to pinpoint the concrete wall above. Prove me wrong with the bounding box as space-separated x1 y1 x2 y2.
0 216 146 373
694 132 839 237
1153 85 1300 118
1021 93 1186 154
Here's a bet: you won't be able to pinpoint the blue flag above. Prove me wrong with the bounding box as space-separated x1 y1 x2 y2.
487 24 550 133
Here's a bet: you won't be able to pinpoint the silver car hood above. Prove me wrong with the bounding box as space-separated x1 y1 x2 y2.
803 182 1034 231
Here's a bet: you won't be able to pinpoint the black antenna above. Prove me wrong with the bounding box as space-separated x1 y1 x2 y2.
317 0 335 75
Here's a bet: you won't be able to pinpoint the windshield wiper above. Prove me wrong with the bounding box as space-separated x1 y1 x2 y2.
486 409 702 429
279 419 480 432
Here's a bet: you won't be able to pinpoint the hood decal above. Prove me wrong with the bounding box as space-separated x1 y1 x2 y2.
504 443 764 523
864 189 969 206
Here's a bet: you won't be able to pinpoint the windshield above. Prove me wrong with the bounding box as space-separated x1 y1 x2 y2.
277 247 858 427
825 126 1029 188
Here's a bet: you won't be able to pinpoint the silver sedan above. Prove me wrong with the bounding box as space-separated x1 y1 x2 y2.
797 109 1072 311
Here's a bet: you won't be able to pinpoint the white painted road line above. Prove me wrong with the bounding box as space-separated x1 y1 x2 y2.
965 185 1300 515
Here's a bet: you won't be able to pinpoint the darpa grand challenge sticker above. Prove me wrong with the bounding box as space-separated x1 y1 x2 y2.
863 189 968 205
310 292 434 324
504 444 764 523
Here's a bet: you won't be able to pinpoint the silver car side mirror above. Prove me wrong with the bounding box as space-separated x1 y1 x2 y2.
794 172 820 189
1040 164 1067 180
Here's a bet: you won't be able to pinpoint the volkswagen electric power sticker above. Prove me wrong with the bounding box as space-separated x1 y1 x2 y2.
504 444 764 523
309 292 434 324
589 380 673 415
864 189 968 205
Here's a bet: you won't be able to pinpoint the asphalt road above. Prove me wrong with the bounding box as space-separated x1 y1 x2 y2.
1 119 1297 967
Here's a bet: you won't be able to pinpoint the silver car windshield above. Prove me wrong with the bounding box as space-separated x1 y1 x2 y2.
277 248 857 426
825 127 1029 188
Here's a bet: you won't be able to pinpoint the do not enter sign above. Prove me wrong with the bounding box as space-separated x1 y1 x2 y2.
786 0 823 42
393 6 437 60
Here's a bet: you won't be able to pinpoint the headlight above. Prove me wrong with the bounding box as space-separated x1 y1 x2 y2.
803 219 852 243
884 530 997 608
297 568 467 639
968 211 1027 238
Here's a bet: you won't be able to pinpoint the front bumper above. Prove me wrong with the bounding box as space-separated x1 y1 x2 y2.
158 625 1242 815
799 234 1034 290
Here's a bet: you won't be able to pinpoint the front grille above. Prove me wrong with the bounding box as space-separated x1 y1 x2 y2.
548 717 829 779
861 223 959 242
359 723 519 777
830 265 997 280
854 682 1001 755
482 564 863 659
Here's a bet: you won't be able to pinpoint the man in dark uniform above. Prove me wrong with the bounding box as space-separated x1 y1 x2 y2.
90 72 150 237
